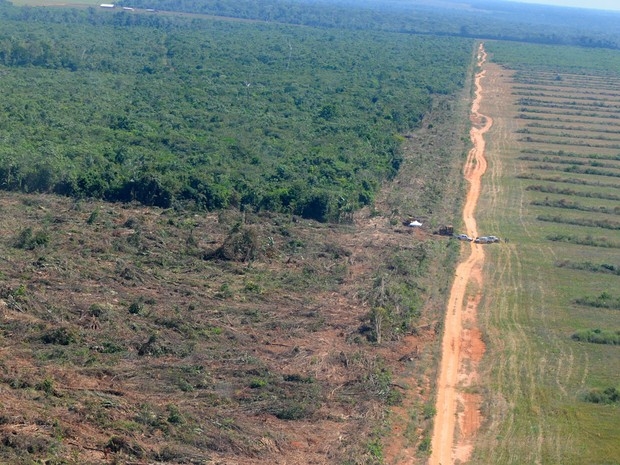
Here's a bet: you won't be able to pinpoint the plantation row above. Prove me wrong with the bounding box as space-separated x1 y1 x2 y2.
519 115 620 129
513 91 620 102
529 164 620 177
518 98 620 111
519 155 620 169
531 198 620 215
556 259 620 276
488 41 620 365
518 107 620 119
571 328 620 345
527 162 620 175
513 70 620 88
518 172 620 189
519 125 620 138
546 233 620 248
503 65 620 246
526 184 620 201
521 148 620 160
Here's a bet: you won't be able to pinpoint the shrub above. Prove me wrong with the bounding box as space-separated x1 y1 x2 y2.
273 401 312 420
14 227 49 250
35 378 55 395
2 432 50 454
212 225 259 262
105 436 144 457
154 445 185 462
571 328 620 345
249 378 267 389
128 299 144 315
582 387 620 404
574 292 620 310
88 303 110 320
41 327 77 345
366 439 383 460
283 374 314 383
87 208 99 225
137 334 171 357
418 435 432 452
166 404 185 425
99 341 126 354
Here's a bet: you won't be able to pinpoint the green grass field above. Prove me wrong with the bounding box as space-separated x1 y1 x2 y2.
470 41 620 464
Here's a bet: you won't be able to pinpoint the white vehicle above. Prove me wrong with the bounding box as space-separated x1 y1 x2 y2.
475 236 500 244
456 234 473 241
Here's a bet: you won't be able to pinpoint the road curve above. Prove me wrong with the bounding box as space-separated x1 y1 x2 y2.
428 43 492 465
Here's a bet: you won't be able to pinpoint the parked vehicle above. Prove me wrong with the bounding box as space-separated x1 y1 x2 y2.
456 234 473 241
474 235 500 244
438 225 454 236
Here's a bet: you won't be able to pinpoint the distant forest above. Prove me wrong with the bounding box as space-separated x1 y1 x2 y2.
0 0 619 220
0 1 471 220
116 0 620 49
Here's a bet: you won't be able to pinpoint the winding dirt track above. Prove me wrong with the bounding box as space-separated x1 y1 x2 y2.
428 44 491 465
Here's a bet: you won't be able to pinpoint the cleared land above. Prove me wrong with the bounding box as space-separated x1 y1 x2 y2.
0 78 471 465
469 44 620 464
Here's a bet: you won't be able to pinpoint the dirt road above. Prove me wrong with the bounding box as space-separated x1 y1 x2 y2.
428 43 491 465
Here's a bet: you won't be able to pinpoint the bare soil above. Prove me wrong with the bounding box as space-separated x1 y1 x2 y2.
428 43 490 465
0 196 414 464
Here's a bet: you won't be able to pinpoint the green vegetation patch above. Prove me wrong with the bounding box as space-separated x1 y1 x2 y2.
537 214 620 231
571 328 620 345
574 292 620 310
0 8 471 221
556 260 620 275
581 386 620 404
532 198 620 216
546 234 620 249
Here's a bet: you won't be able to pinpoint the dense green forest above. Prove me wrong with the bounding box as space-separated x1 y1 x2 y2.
114 0 620 49
2 0 619 220
0 2 472 220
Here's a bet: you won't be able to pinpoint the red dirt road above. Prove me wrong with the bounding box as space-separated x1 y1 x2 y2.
428 44 491 465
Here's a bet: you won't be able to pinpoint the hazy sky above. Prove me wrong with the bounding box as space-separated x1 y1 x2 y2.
515 0 620 11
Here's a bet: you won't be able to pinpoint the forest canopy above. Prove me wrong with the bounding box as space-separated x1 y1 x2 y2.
0 5 472 220
5 0 617 220
114 0 620 49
